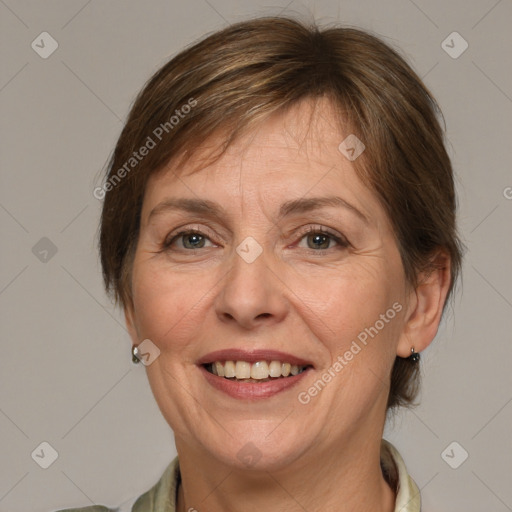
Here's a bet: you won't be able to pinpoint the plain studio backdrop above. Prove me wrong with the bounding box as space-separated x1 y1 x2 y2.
0 1 511 511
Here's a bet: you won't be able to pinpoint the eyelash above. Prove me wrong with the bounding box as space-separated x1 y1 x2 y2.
162 225 349 252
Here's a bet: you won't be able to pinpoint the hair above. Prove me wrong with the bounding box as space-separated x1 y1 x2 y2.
98 16 463 410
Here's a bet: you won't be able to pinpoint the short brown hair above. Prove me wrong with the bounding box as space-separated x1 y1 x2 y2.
98 16 462 410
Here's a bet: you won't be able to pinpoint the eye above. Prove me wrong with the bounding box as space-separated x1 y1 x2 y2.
161 226 348 253
296 226 348 251
163 230 216 250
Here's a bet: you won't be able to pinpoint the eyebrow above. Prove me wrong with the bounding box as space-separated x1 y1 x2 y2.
279 196 368 224
147 196 368 224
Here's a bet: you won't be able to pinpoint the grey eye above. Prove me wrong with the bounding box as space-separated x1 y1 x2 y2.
306 233 332 250
181 233 207 249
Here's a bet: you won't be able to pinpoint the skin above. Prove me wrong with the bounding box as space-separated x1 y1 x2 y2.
125 96 451 512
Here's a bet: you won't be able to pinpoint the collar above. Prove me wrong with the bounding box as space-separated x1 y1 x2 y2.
381 439 421 511
130 439 420 512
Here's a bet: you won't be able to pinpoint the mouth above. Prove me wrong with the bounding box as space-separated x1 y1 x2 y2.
197 349 314 399
203 360 312 382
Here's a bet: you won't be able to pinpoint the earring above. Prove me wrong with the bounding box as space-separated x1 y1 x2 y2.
132 345 140 364
409 347 420 363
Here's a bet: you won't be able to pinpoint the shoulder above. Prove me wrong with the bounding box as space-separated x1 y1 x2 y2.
54 507 113 512
131 456 180 511
54 456 180 512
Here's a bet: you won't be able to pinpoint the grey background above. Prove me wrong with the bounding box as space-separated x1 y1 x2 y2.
1 0 511 510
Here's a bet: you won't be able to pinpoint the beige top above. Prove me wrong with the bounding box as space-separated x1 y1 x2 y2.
57 439 421 512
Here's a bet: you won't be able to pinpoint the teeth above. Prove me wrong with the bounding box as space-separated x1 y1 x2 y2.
269 361 282 377
224 360 236 378
214 362 225 377
235 361 251 379
206 360 308 380
251 361 269 379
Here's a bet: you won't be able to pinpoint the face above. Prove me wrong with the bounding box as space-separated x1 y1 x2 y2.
126 97 413 471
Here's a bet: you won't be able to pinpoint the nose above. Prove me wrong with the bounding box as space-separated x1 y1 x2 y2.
214 245 289 330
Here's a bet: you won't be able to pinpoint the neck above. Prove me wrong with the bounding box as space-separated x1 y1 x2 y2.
175 429 396 512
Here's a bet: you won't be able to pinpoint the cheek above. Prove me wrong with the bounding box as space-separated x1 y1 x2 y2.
290 261 403 345
298 270 403 404
131 259 210 350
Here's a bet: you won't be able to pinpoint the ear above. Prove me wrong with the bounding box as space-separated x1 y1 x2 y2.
124 300 139 345
396 251 452 358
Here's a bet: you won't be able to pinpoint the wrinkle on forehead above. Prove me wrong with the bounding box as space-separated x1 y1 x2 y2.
158 95 353 183
141 94 373 232
137 94 402 289
228 96 349 165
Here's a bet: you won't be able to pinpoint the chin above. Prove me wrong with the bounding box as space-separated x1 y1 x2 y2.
205 425 312 472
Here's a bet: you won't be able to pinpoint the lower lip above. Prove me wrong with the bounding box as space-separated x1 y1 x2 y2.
199 365 312 400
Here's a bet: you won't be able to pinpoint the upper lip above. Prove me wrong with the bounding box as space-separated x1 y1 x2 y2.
197 349 314 367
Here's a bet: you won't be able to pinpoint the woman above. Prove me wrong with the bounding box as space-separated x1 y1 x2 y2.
61 15 462 512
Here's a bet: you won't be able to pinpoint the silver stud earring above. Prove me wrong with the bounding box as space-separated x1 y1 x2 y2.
409 347 420 363
132 345 140 364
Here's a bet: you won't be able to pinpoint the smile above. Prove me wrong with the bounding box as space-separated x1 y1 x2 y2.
204 360 310 381
197 349 314 399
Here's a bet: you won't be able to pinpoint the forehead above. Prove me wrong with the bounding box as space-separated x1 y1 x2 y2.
190 97 349 171
141 96 381 222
